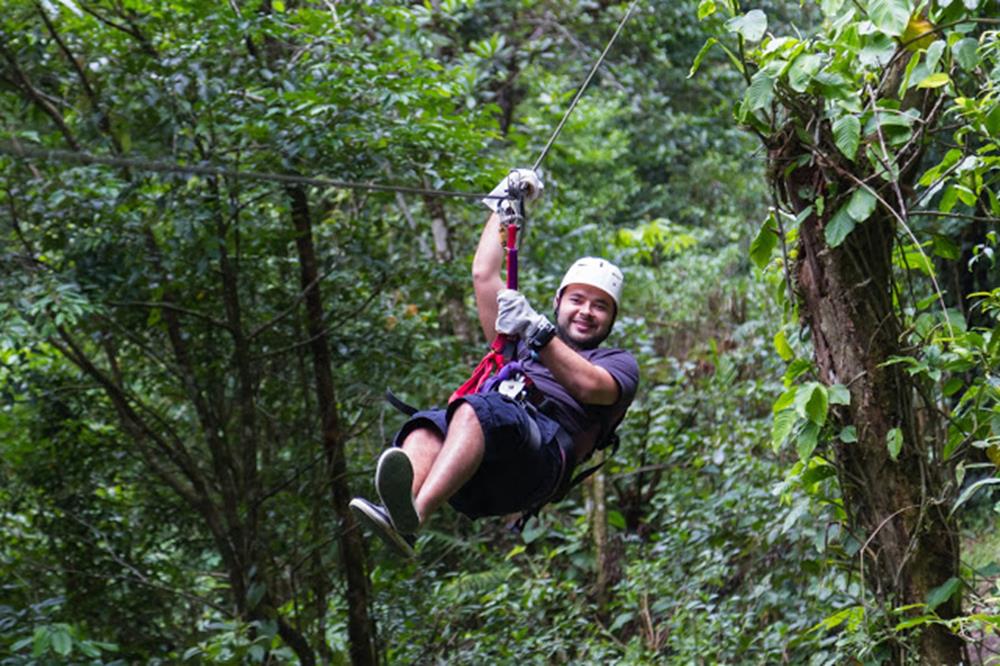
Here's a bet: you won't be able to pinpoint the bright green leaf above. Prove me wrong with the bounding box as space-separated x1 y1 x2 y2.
805 384 829 425
917 72 950 89
774 329 794 361
833 114 861 161
750 214 778 268
689 38 718 78
697 0 717 20
886 427 903 461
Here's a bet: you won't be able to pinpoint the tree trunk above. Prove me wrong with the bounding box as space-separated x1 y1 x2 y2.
287 185 377 665
588 468 610 613
779 146 962 663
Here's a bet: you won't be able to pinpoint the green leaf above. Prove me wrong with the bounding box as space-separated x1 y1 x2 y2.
805 384 829 425
886 427 903 461
772 409 798 451
774 329 794 361
952 37 980 71
925 577 961 611
743 73 775 112
797 421 821 460
866 0 912 37
950 478 1000 516
726 10 768 42
894 614 937 631
828 384 850 405
688 38 718 78
825 203 856 247
833 114 861 161
607 510 626 529
810 606 864 633
847 187 878 222
51 628 72 657
697 0 717 20
33 627 51 658
750 214 778 268
917 72 950 89
900 51 923 98
839 425 858 443
774 386 798 413
941 376 963 397
788 53 823 93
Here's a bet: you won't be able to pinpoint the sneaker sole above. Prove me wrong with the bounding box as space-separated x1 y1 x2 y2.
349 498 415 559
376 449 420 534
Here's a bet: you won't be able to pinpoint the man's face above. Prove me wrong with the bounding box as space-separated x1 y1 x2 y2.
555 283 616 350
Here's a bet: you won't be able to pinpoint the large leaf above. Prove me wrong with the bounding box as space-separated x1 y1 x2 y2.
743 72 775 111
825 203 856 247
788 53 823 92
866 0 913 37
797 421 821 460
952 37 980 71
950 477 1000 516
925 577 961 611
847 187 878 222
726 10 768 42
750 214 778 268
772 409 798 451
833 114 861 161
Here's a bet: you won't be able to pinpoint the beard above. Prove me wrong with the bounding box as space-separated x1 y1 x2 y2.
556 321 610 351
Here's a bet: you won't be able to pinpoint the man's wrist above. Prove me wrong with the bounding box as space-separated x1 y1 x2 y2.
528 319 557 351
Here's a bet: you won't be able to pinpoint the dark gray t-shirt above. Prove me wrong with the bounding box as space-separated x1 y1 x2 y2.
516 340 640 456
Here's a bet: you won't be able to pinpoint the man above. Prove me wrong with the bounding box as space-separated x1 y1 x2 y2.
349 170 639 557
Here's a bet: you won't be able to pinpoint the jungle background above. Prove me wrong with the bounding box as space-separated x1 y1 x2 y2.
1 0 999 663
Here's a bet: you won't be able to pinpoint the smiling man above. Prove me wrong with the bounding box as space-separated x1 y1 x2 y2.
349 171 640 557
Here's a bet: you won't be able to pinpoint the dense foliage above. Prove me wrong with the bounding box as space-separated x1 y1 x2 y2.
1 0 997 664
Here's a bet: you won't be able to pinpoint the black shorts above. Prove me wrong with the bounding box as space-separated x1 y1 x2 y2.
393 392 571 519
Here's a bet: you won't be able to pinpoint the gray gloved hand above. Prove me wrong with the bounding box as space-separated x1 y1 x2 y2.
482 169 544 213
496 289 550 339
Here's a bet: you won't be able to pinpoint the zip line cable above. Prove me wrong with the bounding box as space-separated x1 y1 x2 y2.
0 141 494 200
531 0 640 172
0 1 640 199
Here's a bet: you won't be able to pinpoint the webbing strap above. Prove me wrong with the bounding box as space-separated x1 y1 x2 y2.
448 336 508 403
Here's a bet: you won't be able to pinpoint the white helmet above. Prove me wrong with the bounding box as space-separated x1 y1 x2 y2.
556 257 624 309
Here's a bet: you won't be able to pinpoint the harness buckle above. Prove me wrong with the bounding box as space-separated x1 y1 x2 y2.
497 372 528 400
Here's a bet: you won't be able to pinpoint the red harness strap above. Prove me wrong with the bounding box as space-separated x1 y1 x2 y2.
449 335 508 403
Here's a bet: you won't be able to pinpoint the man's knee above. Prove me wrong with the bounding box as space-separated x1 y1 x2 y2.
402 425 444 449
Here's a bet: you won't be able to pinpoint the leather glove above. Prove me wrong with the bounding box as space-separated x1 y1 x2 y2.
495 289 551 340
482 169 544 212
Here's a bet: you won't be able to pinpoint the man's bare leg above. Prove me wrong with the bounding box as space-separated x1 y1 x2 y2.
412 402 485 526
400 427 444 496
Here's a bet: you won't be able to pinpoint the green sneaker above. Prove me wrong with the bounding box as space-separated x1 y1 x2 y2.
375 448 420 534
349 497 415 559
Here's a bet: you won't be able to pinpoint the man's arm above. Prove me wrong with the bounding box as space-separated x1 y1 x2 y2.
472 212 504 342
536 338 620 406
